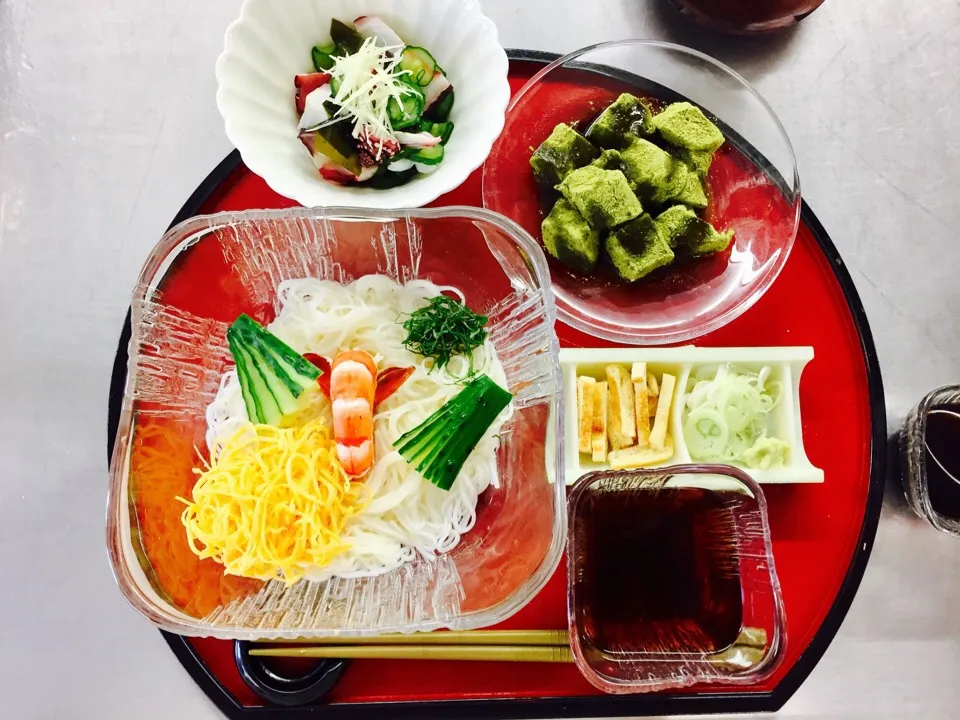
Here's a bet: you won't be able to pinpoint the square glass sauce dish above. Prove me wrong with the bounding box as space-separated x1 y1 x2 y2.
106 206 565 639
567 465 786 693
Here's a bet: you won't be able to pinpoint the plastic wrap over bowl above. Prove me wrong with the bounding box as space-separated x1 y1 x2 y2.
567 464 786 694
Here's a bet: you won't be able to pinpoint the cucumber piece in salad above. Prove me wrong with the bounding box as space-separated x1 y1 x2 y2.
387 86 425 129
399 47 438 87
418 120 454 145
312 42 337 71
405 144 444 166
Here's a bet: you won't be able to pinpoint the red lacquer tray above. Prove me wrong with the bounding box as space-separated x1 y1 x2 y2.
107 51 885 718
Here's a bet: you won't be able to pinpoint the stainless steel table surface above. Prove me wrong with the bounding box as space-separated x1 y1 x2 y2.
1 0 958 718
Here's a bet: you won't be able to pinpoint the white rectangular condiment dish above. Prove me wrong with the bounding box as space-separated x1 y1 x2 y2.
560 346 824 486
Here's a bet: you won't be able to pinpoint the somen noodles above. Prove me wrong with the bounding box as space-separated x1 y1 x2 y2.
200 275 511 582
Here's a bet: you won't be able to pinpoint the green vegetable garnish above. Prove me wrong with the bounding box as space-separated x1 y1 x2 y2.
394 374 513 491
227 314 321 426
402 296 489 372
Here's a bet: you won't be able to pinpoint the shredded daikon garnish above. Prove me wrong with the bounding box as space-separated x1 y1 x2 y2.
327 37 414 156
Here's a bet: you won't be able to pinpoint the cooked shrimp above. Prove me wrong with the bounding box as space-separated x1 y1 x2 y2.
304 350 414 478
328 350 377 477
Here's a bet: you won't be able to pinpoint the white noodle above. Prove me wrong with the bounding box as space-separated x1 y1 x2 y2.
204 275 510 581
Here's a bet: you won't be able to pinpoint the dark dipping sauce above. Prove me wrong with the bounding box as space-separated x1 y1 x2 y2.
579 486 744 655
925 407 960 518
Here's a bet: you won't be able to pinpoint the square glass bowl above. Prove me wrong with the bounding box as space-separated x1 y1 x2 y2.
106 206 565 639
567 465 786 693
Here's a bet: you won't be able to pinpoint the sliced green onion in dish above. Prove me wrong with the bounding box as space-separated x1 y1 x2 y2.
682 363 790 470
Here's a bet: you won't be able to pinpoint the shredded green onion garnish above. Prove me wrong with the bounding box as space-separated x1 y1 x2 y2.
401 296 489 373
683 363 790 470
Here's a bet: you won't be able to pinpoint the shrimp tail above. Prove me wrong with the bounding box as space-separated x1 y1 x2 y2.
374 366 415 406
303 353 332 397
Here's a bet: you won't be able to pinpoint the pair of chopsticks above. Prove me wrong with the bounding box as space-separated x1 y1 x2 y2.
250 629 573 663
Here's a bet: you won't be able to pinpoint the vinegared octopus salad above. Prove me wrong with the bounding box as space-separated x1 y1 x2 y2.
295 17 455 188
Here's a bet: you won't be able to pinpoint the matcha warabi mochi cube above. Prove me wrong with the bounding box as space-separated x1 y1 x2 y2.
653 205 698 248
605 213 675 282
674 172 709 210
585 93 656 148
653 102 725 153
618 138 676 201
530 123 600 188
591 148 627 175
541 198 601 273
558 165 642 230
650 157 693 207
689 223 735 256
673 147 715 178
655 205 734 257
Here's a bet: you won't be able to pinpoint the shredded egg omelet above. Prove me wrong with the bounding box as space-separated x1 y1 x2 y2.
179 419 363 585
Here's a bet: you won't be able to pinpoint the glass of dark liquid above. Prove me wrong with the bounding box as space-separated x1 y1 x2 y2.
901 385 960 535
667 0 827 34
567 465 786 694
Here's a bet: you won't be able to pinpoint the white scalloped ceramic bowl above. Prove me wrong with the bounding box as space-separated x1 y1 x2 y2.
216 0 509 209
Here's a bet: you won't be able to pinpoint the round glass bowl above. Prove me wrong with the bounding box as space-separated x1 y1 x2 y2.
483 40 801 345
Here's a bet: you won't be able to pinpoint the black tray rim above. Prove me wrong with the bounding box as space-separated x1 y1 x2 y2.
106 48 886 719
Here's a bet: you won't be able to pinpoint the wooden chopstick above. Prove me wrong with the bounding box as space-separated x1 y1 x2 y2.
261 629 569 647
249 644 574 663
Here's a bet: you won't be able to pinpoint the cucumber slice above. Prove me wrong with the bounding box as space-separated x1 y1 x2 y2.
387 86 424 130
406 144 444 166
399 47 438 87
236 328 306 399
426 87 454 122
243 342 301 417
233 340 283 426
228 331 262 423
394 375 512 491
234 318 320 389
417 121 453 145
330 19 364 54
312 45 336 71
227 315 322 425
